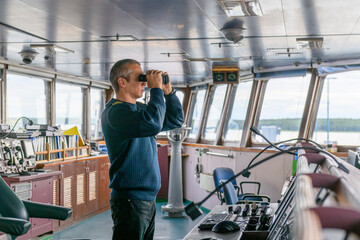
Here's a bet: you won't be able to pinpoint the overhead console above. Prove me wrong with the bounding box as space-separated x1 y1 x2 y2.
212 64 239 84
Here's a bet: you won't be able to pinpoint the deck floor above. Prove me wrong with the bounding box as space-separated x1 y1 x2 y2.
50 202 205 240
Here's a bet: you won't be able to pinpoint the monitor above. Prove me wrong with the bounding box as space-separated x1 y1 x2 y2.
347 150 360 169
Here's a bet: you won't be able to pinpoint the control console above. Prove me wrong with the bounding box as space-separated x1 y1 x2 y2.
0 139 36 176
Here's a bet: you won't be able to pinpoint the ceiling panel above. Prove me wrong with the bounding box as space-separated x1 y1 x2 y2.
1 0 360 85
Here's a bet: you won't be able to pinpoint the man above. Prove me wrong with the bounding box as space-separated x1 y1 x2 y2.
101 59 184 240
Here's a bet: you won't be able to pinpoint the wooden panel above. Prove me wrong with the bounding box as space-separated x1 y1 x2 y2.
89 171 97 201
98 157 111 210
74 161 86 220
30 178 53 237
86 159 99 214
63 177 73 208
157 145 169 199
59 163 74 226
76 174 85 205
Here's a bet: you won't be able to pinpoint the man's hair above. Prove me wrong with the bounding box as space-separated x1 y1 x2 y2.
109 59 140 92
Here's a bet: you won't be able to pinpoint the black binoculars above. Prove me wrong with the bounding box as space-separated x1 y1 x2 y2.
138 74 169 84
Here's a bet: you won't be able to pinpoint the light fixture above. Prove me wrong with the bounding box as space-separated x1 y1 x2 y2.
296 37 324 49
210 42 242 48
160 52 187 57
267 48 297 53
220 19 246 44
30 44 75 54
100 34 138 41
217 0 263 17
184 57 234 62
19 47 38 64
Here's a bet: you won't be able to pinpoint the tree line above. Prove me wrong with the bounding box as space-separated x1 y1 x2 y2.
229 118 360 132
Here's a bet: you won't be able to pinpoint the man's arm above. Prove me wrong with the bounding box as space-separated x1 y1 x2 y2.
106 88 166 139
161 91 184 131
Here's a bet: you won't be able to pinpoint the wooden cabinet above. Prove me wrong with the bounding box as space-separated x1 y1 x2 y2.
43 155 110 232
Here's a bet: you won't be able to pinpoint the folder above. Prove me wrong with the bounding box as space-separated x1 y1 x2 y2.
63 126 85 146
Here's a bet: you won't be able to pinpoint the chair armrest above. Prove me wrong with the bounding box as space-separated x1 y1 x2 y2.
0 216 31 236
240 194 271 202
234 185 240 195
22 201 72 221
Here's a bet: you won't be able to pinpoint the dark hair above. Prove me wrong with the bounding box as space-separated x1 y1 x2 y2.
109 59 140 92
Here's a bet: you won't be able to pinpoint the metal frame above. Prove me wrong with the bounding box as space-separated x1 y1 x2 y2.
240 79 268 147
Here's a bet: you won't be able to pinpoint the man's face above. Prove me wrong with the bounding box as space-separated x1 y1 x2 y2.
125 64 147 100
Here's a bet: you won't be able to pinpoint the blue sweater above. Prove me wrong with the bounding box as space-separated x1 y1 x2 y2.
101 88 184 201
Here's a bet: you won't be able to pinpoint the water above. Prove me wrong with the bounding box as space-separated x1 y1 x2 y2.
225 130 360 146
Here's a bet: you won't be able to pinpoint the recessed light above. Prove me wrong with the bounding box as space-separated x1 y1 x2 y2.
296 37 323 49
217 0 263 17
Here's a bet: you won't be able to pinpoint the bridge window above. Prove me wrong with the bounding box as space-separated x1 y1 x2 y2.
224 81 252 141
254 75 311 143
90 88 105 140
7 73 47 129
176 90 184 106
203 85 228 140
187 89 206 139
313 72 360 146
56 83 84 135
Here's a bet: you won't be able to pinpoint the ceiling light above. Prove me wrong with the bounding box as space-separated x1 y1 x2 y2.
296 37 324 49
217 0 263 17
100 34 138 41
30 44 75 54
160 52 187 57
220 19 246 44
267 48 297 53
220 27 246 43
210 42 242 48
184 57 234 62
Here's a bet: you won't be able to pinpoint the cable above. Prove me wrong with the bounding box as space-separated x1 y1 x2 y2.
1 116 33 139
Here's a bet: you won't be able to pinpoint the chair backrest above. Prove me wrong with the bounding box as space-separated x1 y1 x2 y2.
0 176 29 220
220 180 238 205
213 167 237 193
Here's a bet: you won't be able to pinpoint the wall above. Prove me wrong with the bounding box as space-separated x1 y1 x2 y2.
182 146 293 210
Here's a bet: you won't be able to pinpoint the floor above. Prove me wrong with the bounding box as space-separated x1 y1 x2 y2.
50 202 206 240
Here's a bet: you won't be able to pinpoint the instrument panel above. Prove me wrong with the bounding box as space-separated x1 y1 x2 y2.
0 139 36 175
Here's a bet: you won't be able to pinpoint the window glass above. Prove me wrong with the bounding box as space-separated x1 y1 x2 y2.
176 90 184 105
314 72 360 146
254 75 311 143
56 83 83 134
7 74 47 129
224 81 252 141
90 88 105 140
203 85 227 140
188 89 206 139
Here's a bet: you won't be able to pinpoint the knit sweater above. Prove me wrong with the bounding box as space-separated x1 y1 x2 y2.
101 88 184 201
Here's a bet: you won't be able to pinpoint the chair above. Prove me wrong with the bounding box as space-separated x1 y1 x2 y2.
0 176 72 240
220 180 271 205
213 167 270 204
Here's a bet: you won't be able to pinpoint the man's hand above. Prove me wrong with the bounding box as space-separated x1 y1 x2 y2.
146 70 163 89
162 72 172 95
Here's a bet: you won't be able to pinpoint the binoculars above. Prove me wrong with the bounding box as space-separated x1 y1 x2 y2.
138 74 169 84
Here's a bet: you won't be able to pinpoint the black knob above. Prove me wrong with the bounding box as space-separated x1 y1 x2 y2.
4 146 10 152
7 160 12 166
19 159 24 164
15 146 22 151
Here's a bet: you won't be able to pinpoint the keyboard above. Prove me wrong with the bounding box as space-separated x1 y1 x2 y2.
198 213 237 230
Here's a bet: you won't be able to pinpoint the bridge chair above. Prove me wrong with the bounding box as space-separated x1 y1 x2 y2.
213 167 270 204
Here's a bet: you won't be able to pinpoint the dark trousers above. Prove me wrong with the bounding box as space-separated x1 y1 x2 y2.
110 198 156 240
